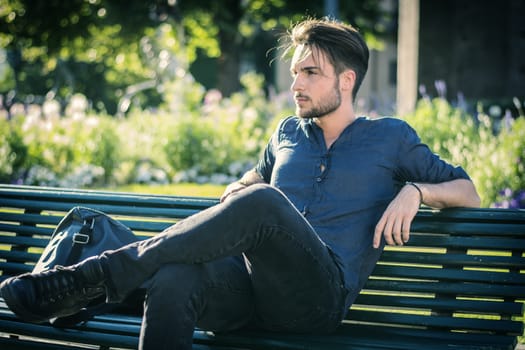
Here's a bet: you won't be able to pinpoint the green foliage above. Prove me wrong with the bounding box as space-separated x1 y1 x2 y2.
403 98 525 207
0 72 292 188
2 72 522 209
163 71 287 182
1 0 387 113
0 0 168 113
165 116 226 175
0 118 15 181
0 114 28 182
2 96 120 187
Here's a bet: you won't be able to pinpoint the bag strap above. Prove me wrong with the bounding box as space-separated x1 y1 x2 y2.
65 218 95 266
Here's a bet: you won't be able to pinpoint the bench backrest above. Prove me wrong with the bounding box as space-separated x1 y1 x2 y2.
1 184 524 347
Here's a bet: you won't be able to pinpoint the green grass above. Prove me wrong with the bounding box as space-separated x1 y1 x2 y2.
99 183 226 198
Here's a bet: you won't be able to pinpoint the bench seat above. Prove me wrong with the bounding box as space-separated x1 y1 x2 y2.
1 184 524 349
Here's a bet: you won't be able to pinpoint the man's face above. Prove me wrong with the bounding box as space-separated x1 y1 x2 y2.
290 45 341 119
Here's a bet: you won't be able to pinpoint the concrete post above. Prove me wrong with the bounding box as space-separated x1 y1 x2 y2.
396 0 420 116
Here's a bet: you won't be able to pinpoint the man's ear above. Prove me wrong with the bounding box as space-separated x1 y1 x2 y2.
340 69 356 92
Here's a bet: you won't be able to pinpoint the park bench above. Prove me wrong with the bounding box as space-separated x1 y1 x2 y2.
0 184 524 349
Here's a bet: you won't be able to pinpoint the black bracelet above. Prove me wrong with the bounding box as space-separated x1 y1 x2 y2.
406 182 423 205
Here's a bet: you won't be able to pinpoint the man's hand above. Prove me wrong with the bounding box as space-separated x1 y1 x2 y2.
220 169 265 203
373 183 421 248
373 178 481 249
220 181 247 203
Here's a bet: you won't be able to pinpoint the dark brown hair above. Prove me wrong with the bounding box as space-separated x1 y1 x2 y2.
283 18 369 100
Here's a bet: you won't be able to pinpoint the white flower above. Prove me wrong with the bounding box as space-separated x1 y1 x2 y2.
43 99 61 119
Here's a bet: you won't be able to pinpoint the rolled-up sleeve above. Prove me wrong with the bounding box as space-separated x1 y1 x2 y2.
395 122 470 183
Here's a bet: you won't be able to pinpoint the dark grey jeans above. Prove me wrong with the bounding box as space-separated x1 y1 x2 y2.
100 184 348 350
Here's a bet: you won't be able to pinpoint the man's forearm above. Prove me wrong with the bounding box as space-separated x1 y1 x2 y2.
415 178 481 209
237 169 265 186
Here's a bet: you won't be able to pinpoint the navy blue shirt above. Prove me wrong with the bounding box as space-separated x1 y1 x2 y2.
255 116 470 306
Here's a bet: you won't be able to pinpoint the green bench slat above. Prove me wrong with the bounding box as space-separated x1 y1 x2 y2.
407 234 525 250
380 250 525 269
0 212 63 226
353 294 523 315
346 309 523 334
199 326 516 350
0 235 49 248
0 250 41 263
336 323 518 349
0 222 54 237
364 279 525 298
416 207 525 223
0 218 174 238
0 186 218 209
0 337 96 350
372 265 525 285
0 262 34 276
74 319 141 336
0 198 202 219
412 221 525 235
0 214 177 238
0 320 139 349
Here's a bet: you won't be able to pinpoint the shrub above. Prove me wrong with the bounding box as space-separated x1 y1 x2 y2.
3 100 121 187
5 75 521 206
403 98 525 207
164 72 287 184
165 116 226 176
0 117 16 182
71 115 120 183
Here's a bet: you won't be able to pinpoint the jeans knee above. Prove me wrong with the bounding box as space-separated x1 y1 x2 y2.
238 184 289 211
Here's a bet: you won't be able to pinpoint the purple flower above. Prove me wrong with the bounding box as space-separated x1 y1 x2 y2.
503 110 514 131
493 188 525 209
434 80 447 98
418 85 430 100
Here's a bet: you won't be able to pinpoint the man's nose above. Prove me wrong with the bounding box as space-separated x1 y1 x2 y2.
290 75 303 92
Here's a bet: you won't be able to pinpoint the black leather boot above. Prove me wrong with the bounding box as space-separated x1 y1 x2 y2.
0 256 106 324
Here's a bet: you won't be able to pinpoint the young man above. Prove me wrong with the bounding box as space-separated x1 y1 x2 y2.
0 18 480 349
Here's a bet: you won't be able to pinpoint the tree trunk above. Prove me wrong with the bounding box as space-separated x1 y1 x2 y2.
215 0 243 96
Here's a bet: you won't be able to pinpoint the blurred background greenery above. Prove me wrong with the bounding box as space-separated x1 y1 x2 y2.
0 0 524 209
0 0 386 114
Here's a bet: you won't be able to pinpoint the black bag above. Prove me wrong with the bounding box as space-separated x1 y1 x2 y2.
33 206 139 326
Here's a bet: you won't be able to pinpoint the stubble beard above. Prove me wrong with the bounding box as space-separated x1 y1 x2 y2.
296 80 342 119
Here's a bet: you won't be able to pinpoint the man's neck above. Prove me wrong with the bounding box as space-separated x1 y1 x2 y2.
314 106 356 148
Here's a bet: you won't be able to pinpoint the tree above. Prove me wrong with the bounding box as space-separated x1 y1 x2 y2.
0 0 386 113
173 0 387 95
0 0 164 112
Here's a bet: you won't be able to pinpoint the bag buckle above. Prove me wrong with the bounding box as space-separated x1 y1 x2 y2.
73 219 94 244
73 233 90 244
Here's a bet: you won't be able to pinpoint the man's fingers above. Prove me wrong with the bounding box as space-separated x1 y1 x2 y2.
375 184 420 248
375 213 414 248
392 218 404 245
402 219 411 243
382 217 395 246
373 216 386 248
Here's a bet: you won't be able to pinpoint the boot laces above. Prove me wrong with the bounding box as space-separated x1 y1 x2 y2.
32 266 88 304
